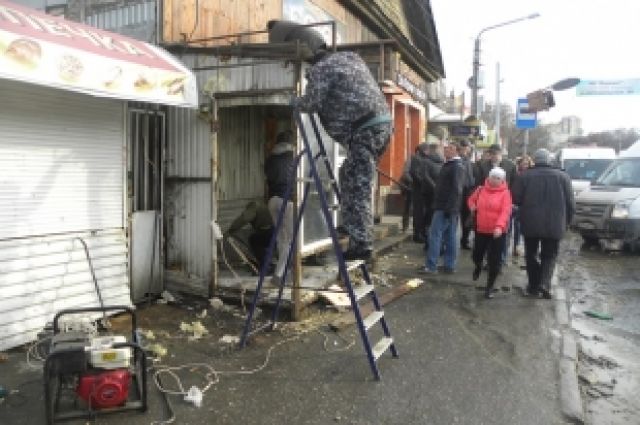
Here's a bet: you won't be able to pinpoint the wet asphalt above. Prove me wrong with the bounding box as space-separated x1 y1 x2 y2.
1 238 584 425
561 233 640 425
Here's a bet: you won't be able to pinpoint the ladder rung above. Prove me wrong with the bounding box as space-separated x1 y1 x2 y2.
297 177 336 183
363 310 384 331
346 260 364 271
372 337 394 361
247 321 274 336
354 284 374 300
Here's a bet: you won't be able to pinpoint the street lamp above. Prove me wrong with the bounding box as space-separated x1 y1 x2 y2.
549 78 581 91
471 13 540 117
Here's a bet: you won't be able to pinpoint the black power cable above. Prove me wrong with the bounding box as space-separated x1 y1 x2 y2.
74 237 106 321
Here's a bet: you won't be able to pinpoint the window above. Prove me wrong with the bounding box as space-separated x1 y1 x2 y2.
597 159 640 187
564 159 613 181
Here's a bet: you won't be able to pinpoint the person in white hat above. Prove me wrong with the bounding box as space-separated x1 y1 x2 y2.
467 167 512 298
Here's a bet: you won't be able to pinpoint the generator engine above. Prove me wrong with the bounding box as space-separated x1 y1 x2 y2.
44 306 147 425
76 369 131 409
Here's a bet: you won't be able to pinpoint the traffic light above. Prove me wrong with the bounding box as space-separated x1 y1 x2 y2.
545 90 555 108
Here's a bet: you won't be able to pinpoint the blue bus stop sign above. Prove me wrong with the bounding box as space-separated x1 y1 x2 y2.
516 98 537 129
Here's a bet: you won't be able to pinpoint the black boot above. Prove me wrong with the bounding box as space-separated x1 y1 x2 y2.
472 264 481 281
485 273 497 299
484 288 494 299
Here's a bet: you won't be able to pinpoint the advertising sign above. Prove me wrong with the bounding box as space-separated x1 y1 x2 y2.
576 79 640 96
0 0 197 107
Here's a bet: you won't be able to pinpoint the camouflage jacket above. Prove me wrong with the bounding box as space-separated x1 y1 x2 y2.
296 51 389 145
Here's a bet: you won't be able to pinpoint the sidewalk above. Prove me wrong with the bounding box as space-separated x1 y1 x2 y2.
0 240 571 425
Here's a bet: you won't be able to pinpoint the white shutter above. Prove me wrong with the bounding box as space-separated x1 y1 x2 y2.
0 80 131 351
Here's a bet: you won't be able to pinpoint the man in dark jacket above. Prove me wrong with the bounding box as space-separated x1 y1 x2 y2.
265 131 295 285
512 149 575 299
458 139 477 249
281 22 392 261
476 144 517 188
422 141 465 274
409 143 442 243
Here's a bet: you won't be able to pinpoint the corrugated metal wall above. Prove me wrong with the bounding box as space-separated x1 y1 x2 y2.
0 80 130 351
165 105 212 285
0 231 129 351
163 52 296 293
85 0 159 43
0 80 125 237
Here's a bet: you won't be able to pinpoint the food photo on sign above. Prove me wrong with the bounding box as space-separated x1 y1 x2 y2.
0 0 197 107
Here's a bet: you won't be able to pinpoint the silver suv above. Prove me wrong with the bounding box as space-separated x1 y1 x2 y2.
572 152 640 251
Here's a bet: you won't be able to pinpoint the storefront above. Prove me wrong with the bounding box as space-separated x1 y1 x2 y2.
0 1 197 351
161 47 342 306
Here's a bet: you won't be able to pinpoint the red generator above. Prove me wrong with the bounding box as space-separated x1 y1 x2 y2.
76 369 131 409
43 306 147 424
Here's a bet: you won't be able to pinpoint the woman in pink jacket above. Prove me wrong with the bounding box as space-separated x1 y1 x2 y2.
467 167 512 299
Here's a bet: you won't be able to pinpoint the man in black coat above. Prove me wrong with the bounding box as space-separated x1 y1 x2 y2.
422 141 465 274
476 143 517 263
458 139 477 249
409 143 443 243
512 149 575 299
476 144 517 188
265 131 295 285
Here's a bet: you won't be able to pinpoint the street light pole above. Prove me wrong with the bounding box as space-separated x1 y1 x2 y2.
495 62 501 145
471 13 540 117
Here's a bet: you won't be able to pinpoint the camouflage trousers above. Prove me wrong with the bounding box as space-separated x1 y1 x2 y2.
339 124 392 251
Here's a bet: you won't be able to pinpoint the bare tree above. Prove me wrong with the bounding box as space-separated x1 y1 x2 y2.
567 129 640 153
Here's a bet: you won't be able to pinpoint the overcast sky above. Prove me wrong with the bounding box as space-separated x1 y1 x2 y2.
431 0 640 134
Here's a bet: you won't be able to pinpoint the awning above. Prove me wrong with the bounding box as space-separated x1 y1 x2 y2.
0 0 197 108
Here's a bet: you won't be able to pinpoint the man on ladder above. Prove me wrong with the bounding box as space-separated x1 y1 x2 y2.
286 25 393 261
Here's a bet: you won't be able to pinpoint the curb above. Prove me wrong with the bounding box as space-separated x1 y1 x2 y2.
554 272 585 424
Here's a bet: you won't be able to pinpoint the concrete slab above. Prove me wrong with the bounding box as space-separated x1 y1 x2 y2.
560 358 585 424
563 333 578 361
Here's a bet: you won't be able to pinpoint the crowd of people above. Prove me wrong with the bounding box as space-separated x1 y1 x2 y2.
403 142 575 299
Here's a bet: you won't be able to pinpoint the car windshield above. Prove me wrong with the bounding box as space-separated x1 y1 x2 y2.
596 158 640 187
564 159 613 181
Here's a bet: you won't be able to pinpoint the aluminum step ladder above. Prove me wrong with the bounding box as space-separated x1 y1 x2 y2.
239 110 398 380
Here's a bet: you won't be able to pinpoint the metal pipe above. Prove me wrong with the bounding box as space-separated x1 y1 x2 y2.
331 20 337 52
210 97 219 297
191 60 284 71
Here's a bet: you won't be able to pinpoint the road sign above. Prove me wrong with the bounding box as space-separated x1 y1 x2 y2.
516 98 537 129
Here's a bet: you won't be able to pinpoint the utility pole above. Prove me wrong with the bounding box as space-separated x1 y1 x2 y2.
471 37 480 116
495 62 501 147
470 13 540 117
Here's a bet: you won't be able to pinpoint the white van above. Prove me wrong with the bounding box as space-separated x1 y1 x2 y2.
557 147 617 195
572 141 640 251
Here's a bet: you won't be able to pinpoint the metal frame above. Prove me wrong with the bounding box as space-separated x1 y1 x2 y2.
127 106 166 301
44 306 147 425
